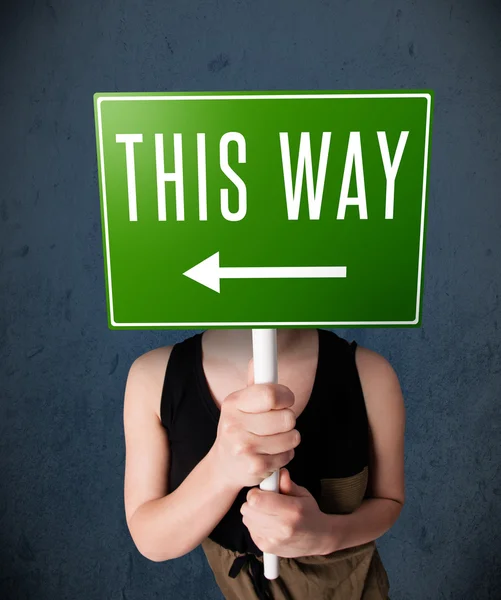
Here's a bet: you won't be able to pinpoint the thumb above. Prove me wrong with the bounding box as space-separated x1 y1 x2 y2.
279 468 309 497
247 357 254 386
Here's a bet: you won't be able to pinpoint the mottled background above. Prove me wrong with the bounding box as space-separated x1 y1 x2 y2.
1 1 500 599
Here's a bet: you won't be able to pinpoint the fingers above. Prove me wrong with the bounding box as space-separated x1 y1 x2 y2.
243 487 300 517
241 507 279 533
249 429 301 455
217 373 300 487
238 408 297 436
252 449 296 479
232 383 295 414
229 428 299 461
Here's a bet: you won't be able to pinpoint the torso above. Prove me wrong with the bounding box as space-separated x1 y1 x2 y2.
157 328 372 555
130 329 392 597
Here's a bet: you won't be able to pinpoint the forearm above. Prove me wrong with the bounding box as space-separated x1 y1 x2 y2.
320 497 403 555
129 449 241 562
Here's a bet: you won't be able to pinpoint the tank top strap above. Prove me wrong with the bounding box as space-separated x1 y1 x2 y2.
319 328 356 358
159 333 200 433
319 329 364 397
315 329 362 396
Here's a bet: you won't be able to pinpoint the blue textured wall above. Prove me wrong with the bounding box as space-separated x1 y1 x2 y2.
1 1 500 599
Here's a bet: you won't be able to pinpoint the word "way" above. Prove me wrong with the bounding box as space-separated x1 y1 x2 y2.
115 131 409 222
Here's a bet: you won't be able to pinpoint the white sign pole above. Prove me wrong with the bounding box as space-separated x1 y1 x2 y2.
251 328 280 580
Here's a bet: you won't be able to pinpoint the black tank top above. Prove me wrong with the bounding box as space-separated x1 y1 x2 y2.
160 328 369 556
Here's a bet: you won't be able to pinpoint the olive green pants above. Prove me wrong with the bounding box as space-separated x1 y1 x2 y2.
201 536 390 600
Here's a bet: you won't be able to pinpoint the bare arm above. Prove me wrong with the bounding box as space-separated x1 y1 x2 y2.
125 347 299 562
323 345 406 553
124 348 242 562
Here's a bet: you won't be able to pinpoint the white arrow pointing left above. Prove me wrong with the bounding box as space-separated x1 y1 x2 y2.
183 251 347 293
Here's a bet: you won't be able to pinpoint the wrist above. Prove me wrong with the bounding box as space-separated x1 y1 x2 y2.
204 448 242 496
318 513 344 555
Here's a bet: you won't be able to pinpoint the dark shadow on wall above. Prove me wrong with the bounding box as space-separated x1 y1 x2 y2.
0 2 58 56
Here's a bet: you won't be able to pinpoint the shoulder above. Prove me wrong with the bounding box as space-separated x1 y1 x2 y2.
351 343 405 420
352 344 399 386
129 345 175 376
124 345 175 421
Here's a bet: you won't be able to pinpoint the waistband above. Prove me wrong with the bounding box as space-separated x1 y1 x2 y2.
228 552 274 600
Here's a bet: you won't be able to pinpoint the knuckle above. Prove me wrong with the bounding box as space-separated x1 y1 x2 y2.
282 451 294 468
291 501 303 520
281 524 294 539
221 418 235 435
283 409 296 431
278 450 293 468
248 456 264 476
260 385 276 409
281 386 295 406
220 398 233 415
266 538 277 551
248 490 259 506
233 441 251 456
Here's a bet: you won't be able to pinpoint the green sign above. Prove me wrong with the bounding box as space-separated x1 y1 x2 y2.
94 90 433 329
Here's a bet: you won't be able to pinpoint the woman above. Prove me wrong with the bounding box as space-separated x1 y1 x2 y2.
123 328 405 599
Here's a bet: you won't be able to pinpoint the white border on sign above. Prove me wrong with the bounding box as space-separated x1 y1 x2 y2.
96 92 432 327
